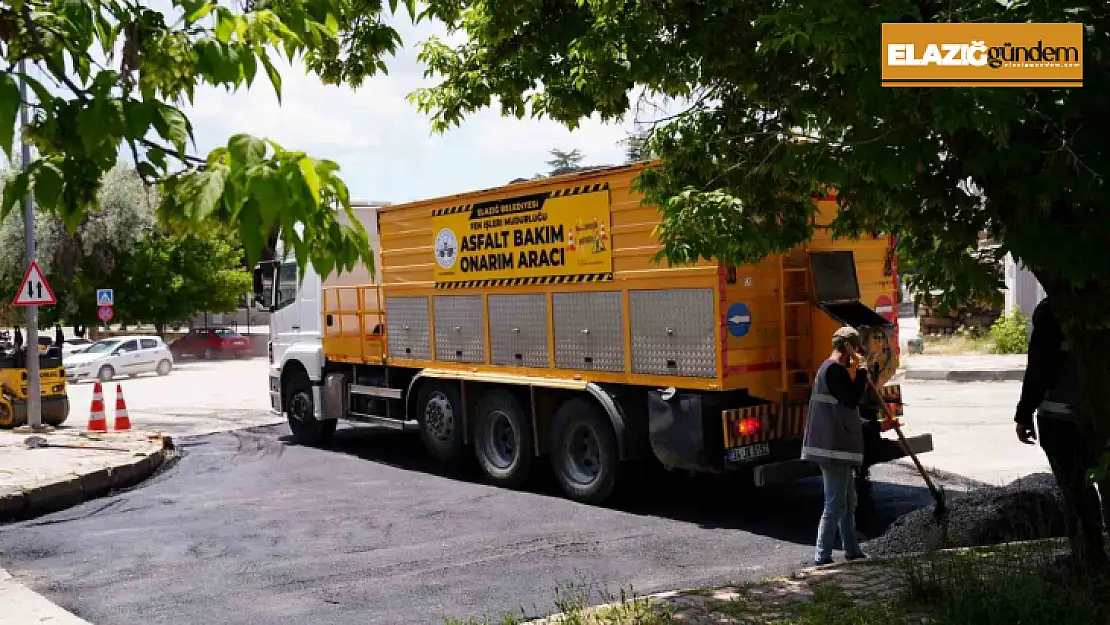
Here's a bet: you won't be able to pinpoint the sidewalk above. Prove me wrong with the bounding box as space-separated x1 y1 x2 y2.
0 426 172 624
900 354 1026 382
0 427 173 521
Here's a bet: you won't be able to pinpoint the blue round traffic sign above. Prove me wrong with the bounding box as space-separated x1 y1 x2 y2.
726 302 752 337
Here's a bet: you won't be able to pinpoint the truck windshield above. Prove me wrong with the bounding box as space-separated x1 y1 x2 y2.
275 261 299 310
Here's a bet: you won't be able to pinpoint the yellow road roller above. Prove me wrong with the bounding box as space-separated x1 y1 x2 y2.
0 348 70 428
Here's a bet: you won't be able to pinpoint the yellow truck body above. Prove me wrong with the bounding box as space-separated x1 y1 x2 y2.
278 161 930 503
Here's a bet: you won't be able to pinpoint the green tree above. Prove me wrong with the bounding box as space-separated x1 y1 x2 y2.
412 2 1110 565
120 225 252 336
0 162 154 330
1 164 250 335
621 130 653 164
545 148 584 176
1 0 419 279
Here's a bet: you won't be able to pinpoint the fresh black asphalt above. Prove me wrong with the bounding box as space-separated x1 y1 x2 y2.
0 425 944 624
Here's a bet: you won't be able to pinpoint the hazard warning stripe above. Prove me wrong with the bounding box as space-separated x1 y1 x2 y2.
880 384 905 416
432 204 473 217
432 182 610 217
551 182 609 197
722 403 777 448
434 273 613 289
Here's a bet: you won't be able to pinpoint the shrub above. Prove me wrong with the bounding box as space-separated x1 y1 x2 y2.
990 308 1031 354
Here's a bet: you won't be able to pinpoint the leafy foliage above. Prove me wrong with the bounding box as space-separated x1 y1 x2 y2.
0 0 419 278
990 308 1031 355
122 225 252 334
412 1 1108 307
0 164 249 332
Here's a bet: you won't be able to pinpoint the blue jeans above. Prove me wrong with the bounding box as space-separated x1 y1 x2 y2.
815 460 862 562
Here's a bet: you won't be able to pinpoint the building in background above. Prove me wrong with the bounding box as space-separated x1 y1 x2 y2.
1004 254 1043 338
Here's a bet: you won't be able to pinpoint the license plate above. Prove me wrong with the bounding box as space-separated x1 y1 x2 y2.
726 443 771 462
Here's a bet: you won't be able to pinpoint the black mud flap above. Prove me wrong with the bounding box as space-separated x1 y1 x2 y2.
647 390 715 472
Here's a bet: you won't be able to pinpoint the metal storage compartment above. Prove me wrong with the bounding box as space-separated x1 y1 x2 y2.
488 294 550 367
629 288 717 377
552 291 625 372
433 295 486 363
385 296 431 360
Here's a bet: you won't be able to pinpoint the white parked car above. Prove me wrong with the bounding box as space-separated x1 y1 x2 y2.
64 335 175 383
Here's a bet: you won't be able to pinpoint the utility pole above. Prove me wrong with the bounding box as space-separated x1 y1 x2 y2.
19 59 42 431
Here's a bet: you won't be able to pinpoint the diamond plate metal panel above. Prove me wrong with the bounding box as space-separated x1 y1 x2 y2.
630 288 717 377
385 297 430 360
553 291 625 372
433 295 486 363
489 294 549 367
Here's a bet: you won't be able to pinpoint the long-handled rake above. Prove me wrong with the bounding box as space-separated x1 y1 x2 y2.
864 376 948 522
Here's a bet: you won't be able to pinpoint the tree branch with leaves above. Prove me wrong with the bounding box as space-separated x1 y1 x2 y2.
0 0 417 279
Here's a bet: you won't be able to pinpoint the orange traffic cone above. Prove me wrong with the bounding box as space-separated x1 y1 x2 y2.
113 385 131 431
87 382 108 432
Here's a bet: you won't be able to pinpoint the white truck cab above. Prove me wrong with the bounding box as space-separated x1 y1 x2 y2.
253 202 389 424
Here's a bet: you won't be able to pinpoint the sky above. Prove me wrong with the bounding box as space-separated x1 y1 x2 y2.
181 13 644 205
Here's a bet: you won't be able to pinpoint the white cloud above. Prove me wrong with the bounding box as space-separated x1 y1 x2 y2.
181 15 642 203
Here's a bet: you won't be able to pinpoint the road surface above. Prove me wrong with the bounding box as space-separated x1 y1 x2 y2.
0 361 1053 624
898 380 1049 486
0 425 955 625
61 358 280 437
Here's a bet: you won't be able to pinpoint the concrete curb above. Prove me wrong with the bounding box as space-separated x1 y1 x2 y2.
903 368 1024 382
0 436 174 523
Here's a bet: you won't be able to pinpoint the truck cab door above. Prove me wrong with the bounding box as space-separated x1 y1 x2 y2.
271 260 301 366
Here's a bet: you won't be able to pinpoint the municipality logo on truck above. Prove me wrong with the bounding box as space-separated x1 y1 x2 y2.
435 228 459 270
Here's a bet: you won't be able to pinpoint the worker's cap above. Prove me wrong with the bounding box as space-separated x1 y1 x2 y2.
832 326 862 348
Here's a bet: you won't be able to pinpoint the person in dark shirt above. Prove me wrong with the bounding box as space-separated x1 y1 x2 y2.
1015 297 1109 566
824 355 871 408
803 326 872 564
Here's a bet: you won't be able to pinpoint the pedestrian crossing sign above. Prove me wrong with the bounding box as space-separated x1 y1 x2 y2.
97 288 114 307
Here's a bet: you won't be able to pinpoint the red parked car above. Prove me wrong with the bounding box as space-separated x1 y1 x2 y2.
170 328 252 360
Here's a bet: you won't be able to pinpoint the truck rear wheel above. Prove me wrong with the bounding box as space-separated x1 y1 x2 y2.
285 374 337 446
550 398 620 504
417 381 467 464
473 391 533 488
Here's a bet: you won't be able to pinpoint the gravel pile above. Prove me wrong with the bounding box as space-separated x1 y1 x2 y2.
865 472 1066 556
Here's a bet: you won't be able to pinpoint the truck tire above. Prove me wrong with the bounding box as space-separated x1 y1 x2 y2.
550 397 620 504
417 381 467 464
473 391 533 488
285 373 337 446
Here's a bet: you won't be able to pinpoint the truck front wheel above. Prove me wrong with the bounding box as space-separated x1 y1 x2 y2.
550 398 620 504
473 391 533 488
285 374 336 446
417 381 467 464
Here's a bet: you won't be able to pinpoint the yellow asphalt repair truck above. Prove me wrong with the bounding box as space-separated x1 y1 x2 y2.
254 161 932 504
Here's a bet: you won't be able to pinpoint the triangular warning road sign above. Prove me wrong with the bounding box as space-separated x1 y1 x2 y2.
13 261 57 306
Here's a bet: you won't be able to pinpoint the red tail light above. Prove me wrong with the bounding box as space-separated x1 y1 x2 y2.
735 417 762 437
